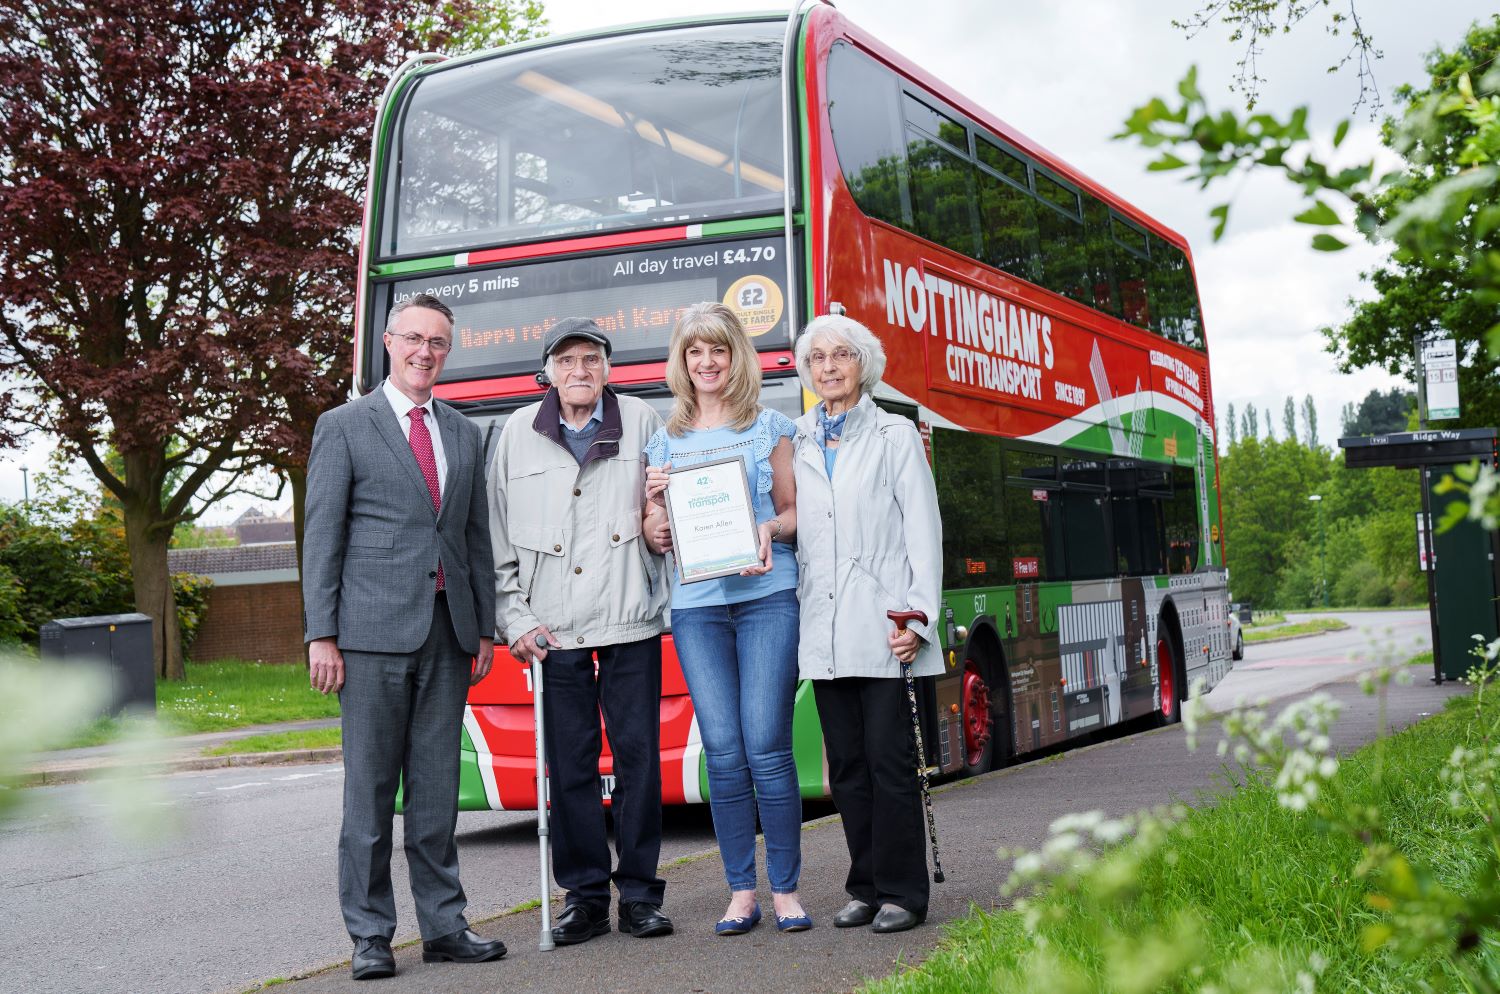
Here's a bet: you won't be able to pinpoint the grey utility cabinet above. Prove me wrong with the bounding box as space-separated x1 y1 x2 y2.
40 613 155 715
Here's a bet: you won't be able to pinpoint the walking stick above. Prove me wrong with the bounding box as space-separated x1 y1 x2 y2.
887 610 945 884
532 633 555 951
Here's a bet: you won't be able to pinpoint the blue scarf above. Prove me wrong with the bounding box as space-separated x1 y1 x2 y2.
815 404 849 447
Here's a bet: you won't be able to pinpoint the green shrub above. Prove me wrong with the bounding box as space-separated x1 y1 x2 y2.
171 572 213 654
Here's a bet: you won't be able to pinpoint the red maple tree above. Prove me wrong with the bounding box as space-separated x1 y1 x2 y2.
0 0 542 677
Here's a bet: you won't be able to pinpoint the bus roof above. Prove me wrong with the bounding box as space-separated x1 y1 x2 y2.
815 6 1192 255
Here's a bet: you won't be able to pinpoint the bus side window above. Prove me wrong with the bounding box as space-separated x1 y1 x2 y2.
1112 458 1169 577
975 135 1039 283
1059 453 1111 581
1165 463 1201 574
1111 214 1152 329
1004 448 1060 582
1034 170 1088 306
826 42 907 229
1149 235 1205 350
933 428 1007 590
903 94 980 258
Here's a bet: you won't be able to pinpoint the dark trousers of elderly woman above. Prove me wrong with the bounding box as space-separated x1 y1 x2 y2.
813 677 929 917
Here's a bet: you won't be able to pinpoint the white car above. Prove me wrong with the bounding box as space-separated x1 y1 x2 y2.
1228 607 1245 660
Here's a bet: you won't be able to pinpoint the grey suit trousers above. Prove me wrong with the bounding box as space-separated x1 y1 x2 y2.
338 595 470 942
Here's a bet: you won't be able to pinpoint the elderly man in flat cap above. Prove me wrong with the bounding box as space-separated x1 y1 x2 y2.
488 317 673 945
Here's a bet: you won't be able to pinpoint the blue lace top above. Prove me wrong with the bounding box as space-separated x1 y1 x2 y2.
644 408 798 608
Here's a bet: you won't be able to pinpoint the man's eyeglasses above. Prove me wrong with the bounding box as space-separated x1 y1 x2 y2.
390 332 453 354
553 354 605 371
808 348 858 366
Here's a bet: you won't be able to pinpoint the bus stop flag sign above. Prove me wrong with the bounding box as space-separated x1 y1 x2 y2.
1423 338 1460 420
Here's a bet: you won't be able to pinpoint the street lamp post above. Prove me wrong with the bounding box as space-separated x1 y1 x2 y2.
1308 494 1327 607
20 466 27 508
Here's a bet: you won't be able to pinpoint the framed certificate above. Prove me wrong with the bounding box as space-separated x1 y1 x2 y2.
664 456 763 583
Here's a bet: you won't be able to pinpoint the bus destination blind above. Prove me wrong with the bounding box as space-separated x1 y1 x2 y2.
387 235 788 383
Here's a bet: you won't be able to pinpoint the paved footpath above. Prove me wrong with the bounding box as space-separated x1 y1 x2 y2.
264 672 1467 994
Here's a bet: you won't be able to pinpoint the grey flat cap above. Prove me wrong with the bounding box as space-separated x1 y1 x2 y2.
542 317 612 360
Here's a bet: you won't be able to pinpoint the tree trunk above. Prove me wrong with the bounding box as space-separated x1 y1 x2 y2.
118 470 184 680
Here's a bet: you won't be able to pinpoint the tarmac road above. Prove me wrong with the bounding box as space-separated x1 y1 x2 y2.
2 609 1444 994
0 762 718 994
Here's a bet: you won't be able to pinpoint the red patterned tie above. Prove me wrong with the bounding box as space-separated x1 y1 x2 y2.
408 406 444 591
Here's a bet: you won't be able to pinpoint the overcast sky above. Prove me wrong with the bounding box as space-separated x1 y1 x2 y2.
0 0 1483 518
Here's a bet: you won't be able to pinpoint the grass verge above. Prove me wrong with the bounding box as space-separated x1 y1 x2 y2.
862 688 1497 993
1246 611 1286 626
1408 650 1434 668
1244 617 1349 643
64 659 338 748
203 726 341 757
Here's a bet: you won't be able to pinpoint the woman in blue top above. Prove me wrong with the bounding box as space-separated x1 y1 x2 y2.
643 302 809 935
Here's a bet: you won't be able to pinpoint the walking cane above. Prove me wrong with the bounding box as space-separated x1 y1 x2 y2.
887 610 946 883
532 633 556 951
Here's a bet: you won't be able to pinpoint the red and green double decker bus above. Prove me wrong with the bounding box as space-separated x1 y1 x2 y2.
355 4 1234 811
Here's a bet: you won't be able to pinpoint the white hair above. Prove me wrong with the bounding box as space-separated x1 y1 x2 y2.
795 314 886 396
544 339 611 384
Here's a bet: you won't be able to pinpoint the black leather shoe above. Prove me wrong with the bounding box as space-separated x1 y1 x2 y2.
833 900 876 928
351 936 395 980
618 901 674 937
421 928 507 963
870 905 923 934
552 903 611 946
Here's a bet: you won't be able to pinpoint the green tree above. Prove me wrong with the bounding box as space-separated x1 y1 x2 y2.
1341 387 1415 435
1301 394 1319 448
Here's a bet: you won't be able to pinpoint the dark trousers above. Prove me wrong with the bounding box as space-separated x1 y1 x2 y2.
813 676 929 916
338 595 471 942
541 636 666 910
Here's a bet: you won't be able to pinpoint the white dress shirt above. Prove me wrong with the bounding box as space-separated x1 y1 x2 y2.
382 379 447 501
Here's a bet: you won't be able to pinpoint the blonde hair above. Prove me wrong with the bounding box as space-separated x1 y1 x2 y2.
664 302 762 436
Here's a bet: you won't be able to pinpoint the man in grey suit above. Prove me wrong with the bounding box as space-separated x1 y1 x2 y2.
303 292 505 981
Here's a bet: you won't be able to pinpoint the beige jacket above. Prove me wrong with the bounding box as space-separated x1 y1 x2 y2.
793 394 945 680
489 388 668 649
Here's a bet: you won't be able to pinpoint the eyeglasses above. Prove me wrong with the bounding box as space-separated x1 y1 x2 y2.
553 353 605 371
389 332 453 354
808 348 858 366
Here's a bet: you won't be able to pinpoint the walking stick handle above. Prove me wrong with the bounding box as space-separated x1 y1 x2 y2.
887 609 927 632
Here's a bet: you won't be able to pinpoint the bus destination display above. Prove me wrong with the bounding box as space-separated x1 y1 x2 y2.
387 235 788 383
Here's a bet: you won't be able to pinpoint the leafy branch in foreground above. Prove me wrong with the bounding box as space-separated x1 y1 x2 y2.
1118 18 1500 388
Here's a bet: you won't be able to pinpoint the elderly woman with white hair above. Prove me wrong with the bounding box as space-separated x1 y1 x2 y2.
791 314 942 935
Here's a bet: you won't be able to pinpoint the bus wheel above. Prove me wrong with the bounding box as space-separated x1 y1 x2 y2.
961 660 994 774
1156 636 1179 726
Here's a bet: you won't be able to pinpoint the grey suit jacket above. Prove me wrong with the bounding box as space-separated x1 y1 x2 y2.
302 386 495 655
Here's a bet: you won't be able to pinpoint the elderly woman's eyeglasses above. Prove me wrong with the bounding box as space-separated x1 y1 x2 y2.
808 348 857 366
554 354 604 371
390 332 453 353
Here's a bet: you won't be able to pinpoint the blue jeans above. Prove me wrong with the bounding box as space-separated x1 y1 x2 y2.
670 587 802 893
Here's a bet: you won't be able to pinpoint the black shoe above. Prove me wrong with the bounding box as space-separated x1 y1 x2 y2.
618 901 674 938
552 903 611 946
352 936 395 981
870 905 923 934
833 900 875 928
421 928 507 963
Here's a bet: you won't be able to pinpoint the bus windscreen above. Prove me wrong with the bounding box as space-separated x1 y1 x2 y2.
382 21 785 260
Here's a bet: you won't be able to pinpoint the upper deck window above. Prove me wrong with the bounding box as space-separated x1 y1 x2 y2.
381 21 785 259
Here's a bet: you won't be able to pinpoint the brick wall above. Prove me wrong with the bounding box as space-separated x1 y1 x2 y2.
188 581 305 665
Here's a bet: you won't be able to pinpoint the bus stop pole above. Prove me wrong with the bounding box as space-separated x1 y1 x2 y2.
1414 332 1443 684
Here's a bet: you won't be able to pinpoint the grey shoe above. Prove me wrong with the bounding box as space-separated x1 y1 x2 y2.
833 900 875 928
870 904 922 933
